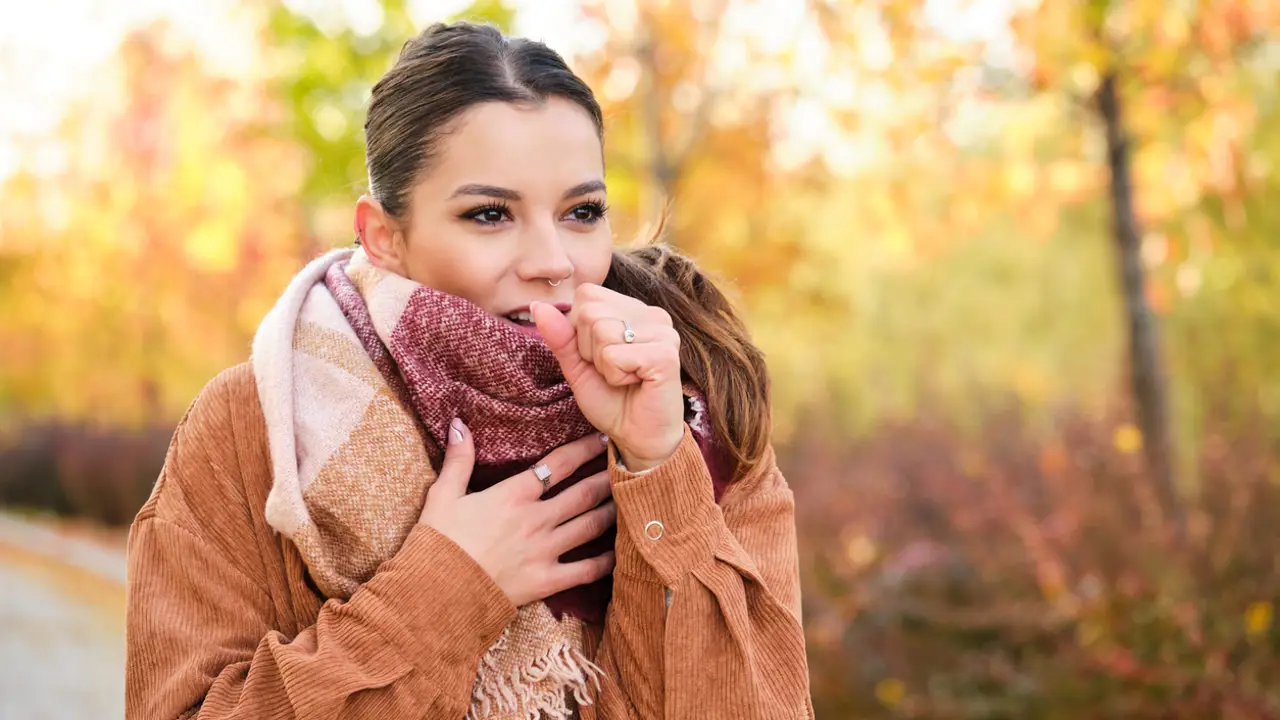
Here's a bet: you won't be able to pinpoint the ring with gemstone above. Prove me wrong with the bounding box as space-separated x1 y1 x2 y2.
531 462 553 492
621 319 636 344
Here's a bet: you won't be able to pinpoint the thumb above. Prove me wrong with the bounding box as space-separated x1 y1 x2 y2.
531 301 589 385
433 417 475 498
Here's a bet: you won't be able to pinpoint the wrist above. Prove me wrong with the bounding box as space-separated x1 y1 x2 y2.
615 428 684 472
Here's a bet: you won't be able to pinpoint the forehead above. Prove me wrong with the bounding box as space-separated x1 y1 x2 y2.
424 97 604 194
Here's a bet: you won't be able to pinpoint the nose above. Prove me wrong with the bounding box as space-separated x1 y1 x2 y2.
515 217 574 284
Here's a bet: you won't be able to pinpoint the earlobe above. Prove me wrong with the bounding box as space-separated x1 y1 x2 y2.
354 195 407 275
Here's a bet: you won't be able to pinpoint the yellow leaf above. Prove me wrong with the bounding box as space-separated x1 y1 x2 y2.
1245 601 1273 638
1076 616 1106 647
1002 161 1036 200
843 532 878 569
875 678 906 707
1113 424 1143 454
184 220 238 273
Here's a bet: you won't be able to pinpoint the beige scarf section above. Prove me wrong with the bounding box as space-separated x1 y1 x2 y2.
251 249 604 720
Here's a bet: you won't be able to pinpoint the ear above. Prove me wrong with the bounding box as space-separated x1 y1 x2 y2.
354 194 408 275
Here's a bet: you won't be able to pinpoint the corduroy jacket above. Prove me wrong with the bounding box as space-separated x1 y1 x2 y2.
125 362 813 719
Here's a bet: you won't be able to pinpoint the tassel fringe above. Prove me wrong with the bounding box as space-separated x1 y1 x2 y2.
467 629 606 720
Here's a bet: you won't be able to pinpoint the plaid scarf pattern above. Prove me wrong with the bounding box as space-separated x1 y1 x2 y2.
251 247 728 718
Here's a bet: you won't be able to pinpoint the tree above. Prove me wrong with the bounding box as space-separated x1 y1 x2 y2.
262 0 516 245
806 0 1279 516
0 24 307 426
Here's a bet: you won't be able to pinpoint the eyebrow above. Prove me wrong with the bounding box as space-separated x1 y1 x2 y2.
448 180 607 202
561 180 607 199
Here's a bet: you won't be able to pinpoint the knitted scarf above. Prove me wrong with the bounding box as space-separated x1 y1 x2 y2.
251 247 730 719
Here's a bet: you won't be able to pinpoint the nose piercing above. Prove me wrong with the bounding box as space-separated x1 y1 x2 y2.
547 266 573 287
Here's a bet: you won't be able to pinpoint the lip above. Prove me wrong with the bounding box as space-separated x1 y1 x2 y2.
496 302 571 338
499 302 572 316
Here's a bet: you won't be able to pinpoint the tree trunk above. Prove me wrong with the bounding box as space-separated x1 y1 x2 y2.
637 30 675 239
1096 71 1183 536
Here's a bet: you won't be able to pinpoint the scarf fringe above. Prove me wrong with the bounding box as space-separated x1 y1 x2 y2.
467 629 605 720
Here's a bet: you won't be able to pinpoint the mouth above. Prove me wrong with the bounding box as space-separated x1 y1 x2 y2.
498 303 570 335
503 309 537 326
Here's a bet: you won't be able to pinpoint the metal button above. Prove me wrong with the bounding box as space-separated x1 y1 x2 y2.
644 520 665 541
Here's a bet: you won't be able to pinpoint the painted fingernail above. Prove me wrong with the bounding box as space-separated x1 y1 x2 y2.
449 418 465 445
598 432 609 446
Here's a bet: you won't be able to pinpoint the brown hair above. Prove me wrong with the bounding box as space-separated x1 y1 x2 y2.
365 21 772 475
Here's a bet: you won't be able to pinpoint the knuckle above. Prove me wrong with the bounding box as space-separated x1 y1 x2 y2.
568 484 593 511
648 306 673 326
586 512 606 538
541 450 568 477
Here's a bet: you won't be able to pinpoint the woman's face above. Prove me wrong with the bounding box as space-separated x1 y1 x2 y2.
356 97 612 337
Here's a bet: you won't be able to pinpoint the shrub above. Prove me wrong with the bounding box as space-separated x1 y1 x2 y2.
789 405 1280 718
0 421 169 526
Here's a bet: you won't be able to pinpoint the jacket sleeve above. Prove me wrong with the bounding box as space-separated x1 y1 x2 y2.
124 375 516 720
590 426 814 719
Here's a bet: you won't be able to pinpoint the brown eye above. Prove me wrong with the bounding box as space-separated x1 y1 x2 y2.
566 201 607 224
461 203 512 226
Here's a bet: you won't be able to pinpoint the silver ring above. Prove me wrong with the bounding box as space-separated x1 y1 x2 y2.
547 266 573 287
531 462 553 492
621 319 636 344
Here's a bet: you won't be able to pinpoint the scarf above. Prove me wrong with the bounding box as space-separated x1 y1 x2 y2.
251 247 730 719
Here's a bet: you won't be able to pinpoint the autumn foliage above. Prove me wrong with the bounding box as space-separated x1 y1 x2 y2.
793 403 1280 717
1 0 1278 715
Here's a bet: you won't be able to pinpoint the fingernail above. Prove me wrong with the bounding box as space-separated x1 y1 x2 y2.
598 432 609 446
449 418 465 445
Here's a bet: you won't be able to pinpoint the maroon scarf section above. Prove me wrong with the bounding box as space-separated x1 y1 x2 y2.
324 261 731 624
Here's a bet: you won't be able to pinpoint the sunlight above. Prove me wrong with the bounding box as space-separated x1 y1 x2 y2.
0 0 256 181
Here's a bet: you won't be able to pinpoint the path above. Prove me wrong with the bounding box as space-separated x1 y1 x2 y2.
0 512 127 720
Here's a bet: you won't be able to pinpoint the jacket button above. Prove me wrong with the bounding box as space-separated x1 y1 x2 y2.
644 520 665 541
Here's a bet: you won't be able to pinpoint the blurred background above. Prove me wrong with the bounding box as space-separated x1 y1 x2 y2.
1 0 1278 717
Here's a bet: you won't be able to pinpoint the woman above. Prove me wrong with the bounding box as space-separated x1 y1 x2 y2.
125 21 811 720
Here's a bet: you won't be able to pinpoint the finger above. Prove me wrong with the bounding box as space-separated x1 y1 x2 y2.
544 470 613 524
531 301 593 387
589 316 632 374
430 417 475 499
500 431 608 499
544 551 616 596
598 342 682 387
551 500 617 555
591 313 678 385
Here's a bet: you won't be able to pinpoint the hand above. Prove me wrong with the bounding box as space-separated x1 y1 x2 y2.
532 286 685 472
418 419 616 607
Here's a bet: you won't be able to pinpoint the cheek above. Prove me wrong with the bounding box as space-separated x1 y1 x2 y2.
573 229 614 284
405 232 502 298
